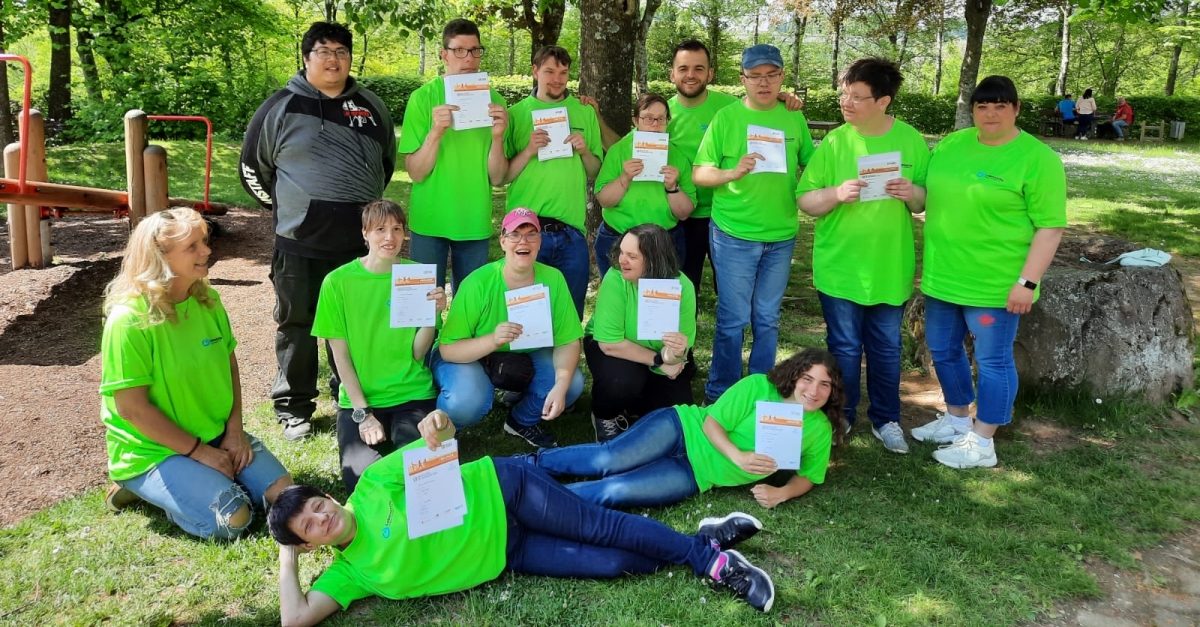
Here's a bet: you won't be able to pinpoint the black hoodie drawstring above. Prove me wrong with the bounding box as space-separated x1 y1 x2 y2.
318 98 325 131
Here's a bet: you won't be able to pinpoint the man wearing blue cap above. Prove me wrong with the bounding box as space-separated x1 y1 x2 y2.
692 44 815 404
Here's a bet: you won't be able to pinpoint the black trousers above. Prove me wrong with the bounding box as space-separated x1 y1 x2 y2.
584 336 695 420
336 398 437 493
681 216 716 298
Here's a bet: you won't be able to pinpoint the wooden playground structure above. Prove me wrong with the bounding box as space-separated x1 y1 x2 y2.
1 53 232 270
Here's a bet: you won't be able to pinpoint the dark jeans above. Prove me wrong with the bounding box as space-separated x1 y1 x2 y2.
336 398 437 494
270 249 353 418
584 336 694 420
494 457 715 578
681 216 716 297
536 224 590 320
593 221 687 282
817 292 905 429
1076 113 1095 138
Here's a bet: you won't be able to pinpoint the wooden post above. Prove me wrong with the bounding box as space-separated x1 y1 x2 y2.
3 143 27 269
125 110 148 225
20 110 46 268
143 145 168 215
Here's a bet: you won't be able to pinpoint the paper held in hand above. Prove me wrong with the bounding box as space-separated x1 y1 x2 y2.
390 264 438 328
746 125 787 174
856 151 902 202
505 283 555 350
443 72 494 131
403 439 468 539
632 131 669 182
535 106 573 161
754 401 804 470
636 278 682 340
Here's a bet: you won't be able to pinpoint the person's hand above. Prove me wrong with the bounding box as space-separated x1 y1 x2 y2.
488 103 509 138
885 177 914 202
579 95 601 116
281 543 314 560
418 409 452 450
835 179 867 203
662 166 680 190
524 129 551 156
751 484 788 509
779 91 805 112
219 428 254 474
192 443 235 479
621 158 644 181
565 132 589 155
735 450 777 475
1007 283 1034 314
731 153 763 181
358 414 386 446
660 333 688 360
432 104 458 134
427 286 447 313
492 322 523 347
542 383 569 421
661 360 686 380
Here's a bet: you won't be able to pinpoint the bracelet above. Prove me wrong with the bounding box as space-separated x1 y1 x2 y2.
666 186 681 194
185 436 202 458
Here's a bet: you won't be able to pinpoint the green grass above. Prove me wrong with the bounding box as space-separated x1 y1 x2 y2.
3 139 1200 626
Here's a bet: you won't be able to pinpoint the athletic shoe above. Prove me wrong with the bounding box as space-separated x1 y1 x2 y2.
872 422 909 454
910 413 970 444
592 413 630 443
499 390 522 407
503 415 558 448
105 483 140 512
710 550 775 612
278 413 312 441
698 512 763 550
932 432 997 469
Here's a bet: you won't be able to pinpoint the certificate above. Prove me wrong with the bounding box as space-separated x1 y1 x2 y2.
444 72 494 131
636 278 682 340
403 439 467 539
754 401 805 470
747 125 787 174
505 284 554 350
857 151 902 202
632 131 669 182
534 106 573 161
390 264 438 328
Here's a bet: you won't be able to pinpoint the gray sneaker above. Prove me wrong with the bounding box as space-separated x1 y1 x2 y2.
278 413 312 441
872 422 909 454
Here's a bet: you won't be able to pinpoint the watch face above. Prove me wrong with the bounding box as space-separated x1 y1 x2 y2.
352 409 366 423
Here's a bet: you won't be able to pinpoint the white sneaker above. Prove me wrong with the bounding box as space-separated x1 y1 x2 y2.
872 422 909 454
932 432 997 469
911 413 970 443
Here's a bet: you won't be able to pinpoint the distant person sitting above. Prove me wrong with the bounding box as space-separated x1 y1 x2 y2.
1113 97 1134 141
1056 94 1076 123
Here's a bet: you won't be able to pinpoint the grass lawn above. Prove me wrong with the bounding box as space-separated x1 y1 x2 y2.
3 139 1200 626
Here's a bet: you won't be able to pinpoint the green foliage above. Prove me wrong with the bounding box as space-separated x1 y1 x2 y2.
356 75 429 125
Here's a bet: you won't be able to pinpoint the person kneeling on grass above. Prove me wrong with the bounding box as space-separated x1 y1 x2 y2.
517 348 846 510
268 411 776 626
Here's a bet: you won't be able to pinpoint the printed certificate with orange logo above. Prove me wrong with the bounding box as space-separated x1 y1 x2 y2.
402 439 467 539
444 72 493 131
636 278 682 340
632 131 669 182
505 283 554 350
534 106 572 161
754 401 804 469
746 124 787 174
856 151 902 202
390 263 438 328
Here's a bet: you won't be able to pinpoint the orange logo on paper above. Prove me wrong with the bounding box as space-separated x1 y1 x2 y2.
642 289 682 300
507 292 547 306
454 83 489 92
748 133 783 143
535 115 568 126
394 276 436 287
408 450 460 474
634 140 668 150
860 165 900 175
760 414 803 427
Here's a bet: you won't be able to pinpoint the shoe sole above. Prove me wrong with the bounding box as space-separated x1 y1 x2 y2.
282 428 312 442
911 430 964 444
932 451 998 469
698 511 764 533
725 549 775 612
871 428 909 454
503 423 557 448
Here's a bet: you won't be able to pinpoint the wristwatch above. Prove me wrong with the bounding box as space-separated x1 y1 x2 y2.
652 352 665 368
1017 277 1038 291
351 407 372 423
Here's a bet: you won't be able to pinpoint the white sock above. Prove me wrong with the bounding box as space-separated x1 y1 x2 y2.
948 414 972 429
972 434 994 447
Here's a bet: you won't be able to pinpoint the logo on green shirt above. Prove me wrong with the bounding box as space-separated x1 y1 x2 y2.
382 500 394 539
201 336 223 347
976 172 1005 182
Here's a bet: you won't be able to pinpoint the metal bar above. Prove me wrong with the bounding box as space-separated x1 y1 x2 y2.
0 54 32 193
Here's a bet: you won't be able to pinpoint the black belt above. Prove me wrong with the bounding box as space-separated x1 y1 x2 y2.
539 216 574 233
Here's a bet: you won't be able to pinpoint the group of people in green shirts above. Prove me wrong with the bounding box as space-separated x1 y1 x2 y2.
96 15 1066 626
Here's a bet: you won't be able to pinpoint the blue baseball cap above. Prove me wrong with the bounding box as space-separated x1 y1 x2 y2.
741 44 784 71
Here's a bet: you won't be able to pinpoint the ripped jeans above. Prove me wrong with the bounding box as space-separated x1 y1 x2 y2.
118 432 290 540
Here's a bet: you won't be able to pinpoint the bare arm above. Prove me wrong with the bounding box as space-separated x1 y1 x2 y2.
542 340 582 420
751 473 815 509
503 133 545 185
326 339 368 410
278 546 341 627
693 154 761 188
404 105 456 182
701 416 777 475
595 171 633 208
1006 227 1065 315
487 103 509 185
113 386 233 478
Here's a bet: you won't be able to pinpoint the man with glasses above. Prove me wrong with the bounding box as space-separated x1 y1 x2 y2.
693 44 815 405
400 18 509 294
241 21 396 441
796 57 929 454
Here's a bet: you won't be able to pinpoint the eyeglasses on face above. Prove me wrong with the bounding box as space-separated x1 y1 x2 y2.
637 115 668 125
445 47 486 59
311 47 351 61
503 231 541 243
741 71 783 84
838 93 877 105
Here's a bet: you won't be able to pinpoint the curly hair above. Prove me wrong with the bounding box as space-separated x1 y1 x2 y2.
607 223 680 280
767 348 847 448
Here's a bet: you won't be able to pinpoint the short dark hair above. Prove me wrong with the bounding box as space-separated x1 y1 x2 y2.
302 22 352 58
767 348 847 448
840 57 903 101
607 224 680 280
267 484 326 546
672 39 711 66
633 92 671 120
970 75 1020 106
361 198 409 232
442 18 481 49
532 45 572 68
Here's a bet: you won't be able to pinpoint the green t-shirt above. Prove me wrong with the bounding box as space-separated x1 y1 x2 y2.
586 269 697 352
675 374 833 492
668 90 740 219
795 119 930 306
99 290 237 481
439 259 583 353
311 259 438 410
594 131 698 233
922 128 1068 307
694 100 815 242
504 95 603 231
399 77 507 240
311 443 508 609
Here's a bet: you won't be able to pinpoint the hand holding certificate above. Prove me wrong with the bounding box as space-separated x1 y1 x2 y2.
632 131 669 182
857 151 902 202
754 401 805 470
390 264 438 328
403 439 468 539
505 284 554 350
636 278 682 340
443 72 494 131
534 107 572 161
747 125 787 174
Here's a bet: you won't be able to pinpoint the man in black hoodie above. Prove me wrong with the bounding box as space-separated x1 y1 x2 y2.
240 22 397 441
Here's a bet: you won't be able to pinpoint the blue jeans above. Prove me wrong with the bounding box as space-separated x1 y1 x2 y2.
118 432 290 540
818 292 905 429
409 233 490 295
494 457 717 578
431 346 585 428
1112 119 1129 138
706 223 796 400
525 407 699 508
594 221 687 281
536 225 590 319
924 295 1021 426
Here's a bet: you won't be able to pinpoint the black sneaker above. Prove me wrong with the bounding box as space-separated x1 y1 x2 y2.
503 415 558 448
278 412 312 441
712 550 775 612
498 390 522 407
592 413 630 443
698 512 763 550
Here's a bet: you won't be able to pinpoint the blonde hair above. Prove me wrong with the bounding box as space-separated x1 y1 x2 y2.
103 207 214 326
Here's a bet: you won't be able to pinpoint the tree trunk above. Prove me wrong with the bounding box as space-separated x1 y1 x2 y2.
324 0 337 22
419 34 425 77
75 27 102 102
48 0 73 128
705 5 722 76
792 13 808 91
635 0 661 95
358 31 368 76
754 9 760 45
934 4 945 95
1101 31 1124 96
1166 0 1190 95
524 0 566 62
898 29 909 67
954 0 993 130
830 18 841 89
508 18 516 75
1055 3 1071 96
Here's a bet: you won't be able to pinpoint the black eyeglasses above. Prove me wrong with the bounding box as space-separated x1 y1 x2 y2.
445 47 486 59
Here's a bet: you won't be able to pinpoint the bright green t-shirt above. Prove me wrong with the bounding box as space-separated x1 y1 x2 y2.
504 95 603 231
99 290 237 481
675 374 833 492
439 259 583 353
668 90 740 219
922 128 1068 308
399 77 507 240
694 100 815 242
586 269 697 352
594 131 698 233
311 443 508 609
795 119 930 306
311 259 438 410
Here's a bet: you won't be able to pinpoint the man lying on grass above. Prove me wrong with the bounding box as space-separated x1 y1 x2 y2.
268 410 776 626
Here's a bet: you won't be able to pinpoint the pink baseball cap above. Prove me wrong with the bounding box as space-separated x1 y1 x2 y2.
502 207 541 233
